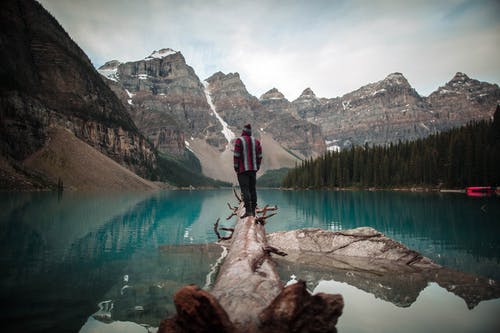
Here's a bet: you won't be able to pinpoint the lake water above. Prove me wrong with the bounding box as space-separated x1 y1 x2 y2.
0 189 499 332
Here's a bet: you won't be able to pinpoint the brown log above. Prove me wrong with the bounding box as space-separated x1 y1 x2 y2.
162 201 343 332
211 202 283 331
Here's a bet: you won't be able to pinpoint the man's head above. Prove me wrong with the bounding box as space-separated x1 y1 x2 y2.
243 123 252 135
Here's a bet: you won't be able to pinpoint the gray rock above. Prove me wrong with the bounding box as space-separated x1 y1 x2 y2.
268 227 438 267
268 227 500 309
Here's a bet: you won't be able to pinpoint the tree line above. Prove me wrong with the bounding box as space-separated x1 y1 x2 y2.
282 106 500 189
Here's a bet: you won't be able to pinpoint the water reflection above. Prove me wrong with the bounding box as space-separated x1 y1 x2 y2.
273 252 500 310
315 280 500 333
84 244 223 329
0 189 499 332
0 190 218 333
259 190 500 280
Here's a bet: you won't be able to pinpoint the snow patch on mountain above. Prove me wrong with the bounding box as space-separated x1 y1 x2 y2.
98 68 119 82
125 89 134 105
145 48 178 61
325 139 341 152
203 81 235 149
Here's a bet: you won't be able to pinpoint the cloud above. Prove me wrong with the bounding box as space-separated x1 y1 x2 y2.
39 0 500 99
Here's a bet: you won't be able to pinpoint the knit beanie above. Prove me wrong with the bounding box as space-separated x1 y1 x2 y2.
243 124 252 135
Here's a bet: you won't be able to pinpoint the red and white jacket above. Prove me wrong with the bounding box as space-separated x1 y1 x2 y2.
233 132 262 174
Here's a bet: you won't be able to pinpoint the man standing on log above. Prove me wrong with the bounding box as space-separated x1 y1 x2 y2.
233 124 262 217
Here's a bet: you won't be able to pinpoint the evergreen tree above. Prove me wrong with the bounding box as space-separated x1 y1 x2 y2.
282 116 499 189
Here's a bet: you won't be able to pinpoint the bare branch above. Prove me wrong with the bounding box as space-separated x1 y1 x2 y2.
213 218 222 239
258 204 269 212
226 202 239 220
257 205 278 217
255 213 277 225
263 246 287 257
233 188 242 202
214 218 234 241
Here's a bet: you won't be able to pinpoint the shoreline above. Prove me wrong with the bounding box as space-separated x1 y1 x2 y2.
0 186 488 195
264 186 468 193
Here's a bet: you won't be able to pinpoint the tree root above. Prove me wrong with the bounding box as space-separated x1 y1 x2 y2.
158 285 235 333
259 281 344 333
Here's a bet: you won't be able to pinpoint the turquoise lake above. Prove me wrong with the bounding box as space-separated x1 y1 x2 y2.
0 189 499 332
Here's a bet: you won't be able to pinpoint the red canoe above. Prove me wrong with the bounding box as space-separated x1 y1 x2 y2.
466 186 496 197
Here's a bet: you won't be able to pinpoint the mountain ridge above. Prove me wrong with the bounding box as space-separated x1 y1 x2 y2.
97 46 499 182
292 71 499 149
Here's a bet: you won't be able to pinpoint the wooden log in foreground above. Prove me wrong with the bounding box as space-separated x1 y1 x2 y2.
159 198 343 333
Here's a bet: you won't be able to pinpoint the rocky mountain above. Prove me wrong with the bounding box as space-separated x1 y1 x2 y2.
292 72 500 150
205 73 326 158
428 72 500 128
99 49 224 154
98 46 499 183
99 56 326 183
198 72 326 181
204 71 261 128
0 0 157 190
292 88 324 118
258 88 326 157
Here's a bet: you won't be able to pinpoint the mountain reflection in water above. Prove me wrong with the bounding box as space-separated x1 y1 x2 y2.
315 280 500 333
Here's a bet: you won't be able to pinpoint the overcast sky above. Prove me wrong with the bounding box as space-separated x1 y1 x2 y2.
38 0 500 100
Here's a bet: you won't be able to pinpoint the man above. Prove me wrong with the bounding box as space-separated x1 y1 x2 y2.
233 124 262 217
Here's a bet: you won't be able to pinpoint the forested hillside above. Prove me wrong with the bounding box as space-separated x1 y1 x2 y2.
283 106 500 189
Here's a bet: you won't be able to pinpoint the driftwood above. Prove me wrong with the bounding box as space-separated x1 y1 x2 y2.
160 193 344 333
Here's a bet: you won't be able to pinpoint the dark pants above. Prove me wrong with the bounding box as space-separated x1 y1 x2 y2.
237 171 257 216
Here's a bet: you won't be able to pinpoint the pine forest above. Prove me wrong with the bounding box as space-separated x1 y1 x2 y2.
282 106 500 189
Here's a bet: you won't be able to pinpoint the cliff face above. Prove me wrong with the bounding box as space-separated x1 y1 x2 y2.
0 0 157 188
99 49 224 154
